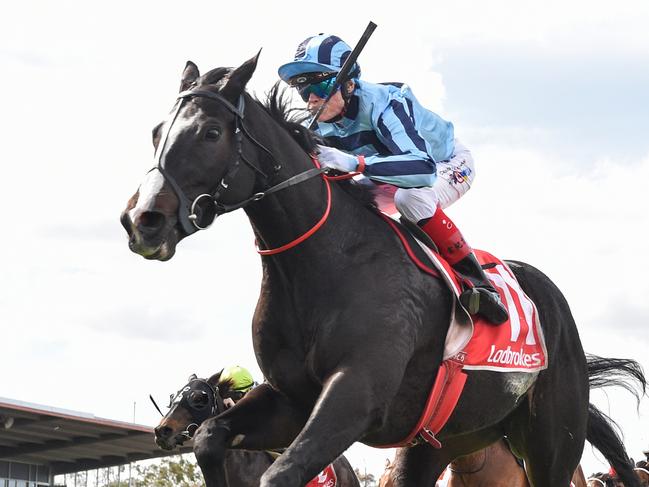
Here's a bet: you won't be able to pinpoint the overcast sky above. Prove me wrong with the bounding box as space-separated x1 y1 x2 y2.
1 0 648 479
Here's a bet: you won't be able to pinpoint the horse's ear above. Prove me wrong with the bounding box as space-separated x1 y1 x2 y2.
179 61 200 92
207 368 224 386
220 50 261 102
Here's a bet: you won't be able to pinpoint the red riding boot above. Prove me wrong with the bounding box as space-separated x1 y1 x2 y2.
419 207 509 325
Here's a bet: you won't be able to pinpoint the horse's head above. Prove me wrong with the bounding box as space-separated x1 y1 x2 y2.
153 371 227 450
587 473 617 487
636 460 649 486
121 53 272 260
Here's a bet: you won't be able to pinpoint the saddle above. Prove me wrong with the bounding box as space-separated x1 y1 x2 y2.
378 212 548 449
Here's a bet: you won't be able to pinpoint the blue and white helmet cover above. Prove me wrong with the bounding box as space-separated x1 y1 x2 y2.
278 34 361 82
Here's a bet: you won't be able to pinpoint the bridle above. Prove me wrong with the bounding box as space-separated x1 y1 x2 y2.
152 376 227 444
587 478 607 487
152 88 325 235
635 466 649 485
585 468 649 487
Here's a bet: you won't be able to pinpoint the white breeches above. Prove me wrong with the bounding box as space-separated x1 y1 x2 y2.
394 139 475 222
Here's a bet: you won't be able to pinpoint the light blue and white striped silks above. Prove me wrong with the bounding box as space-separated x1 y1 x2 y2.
315 80 455 188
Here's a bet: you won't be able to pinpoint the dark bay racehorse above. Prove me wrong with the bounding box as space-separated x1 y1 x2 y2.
379 440 587 487
153 371 360 487
120 54 645 487
379 356 641 487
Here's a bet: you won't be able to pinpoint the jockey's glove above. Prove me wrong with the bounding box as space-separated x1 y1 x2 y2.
316 145 363 173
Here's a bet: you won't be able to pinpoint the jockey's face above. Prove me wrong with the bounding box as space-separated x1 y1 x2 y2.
307 89 345 122
306 80 355 122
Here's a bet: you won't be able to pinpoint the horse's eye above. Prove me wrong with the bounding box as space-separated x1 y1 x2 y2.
205 128 221 141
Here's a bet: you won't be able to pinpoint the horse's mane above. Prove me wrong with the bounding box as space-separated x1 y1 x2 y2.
195 69 377 209
257 82 377 209
218 377 235 394
259 82 320 154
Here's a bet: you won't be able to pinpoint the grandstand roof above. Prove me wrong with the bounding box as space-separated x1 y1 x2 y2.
0 397 192 475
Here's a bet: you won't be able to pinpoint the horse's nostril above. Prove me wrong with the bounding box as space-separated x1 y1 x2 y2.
136 211 166 235
155 425 173 439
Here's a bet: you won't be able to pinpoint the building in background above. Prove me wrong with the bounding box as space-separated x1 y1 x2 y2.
0 397 190 486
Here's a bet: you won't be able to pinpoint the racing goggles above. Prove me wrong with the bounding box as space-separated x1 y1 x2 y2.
290 73 339 102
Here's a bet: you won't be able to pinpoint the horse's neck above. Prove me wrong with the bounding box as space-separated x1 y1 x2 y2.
243 136 372 269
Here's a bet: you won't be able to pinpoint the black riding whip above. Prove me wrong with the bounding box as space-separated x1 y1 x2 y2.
307 21 377 129
149 394 164 417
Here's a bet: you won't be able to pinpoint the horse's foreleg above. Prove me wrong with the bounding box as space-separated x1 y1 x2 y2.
193 383 309 487
193 422 230 487
259 366 397 487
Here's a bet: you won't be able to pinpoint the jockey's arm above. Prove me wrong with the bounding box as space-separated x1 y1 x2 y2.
361 97 436 188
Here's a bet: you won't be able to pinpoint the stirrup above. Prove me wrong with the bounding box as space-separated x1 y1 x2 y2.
460 287 509 324
460 287 481 315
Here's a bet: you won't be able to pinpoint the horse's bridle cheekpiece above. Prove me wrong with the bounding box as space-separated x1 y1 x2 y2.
154 375 227 444
152 88 324 235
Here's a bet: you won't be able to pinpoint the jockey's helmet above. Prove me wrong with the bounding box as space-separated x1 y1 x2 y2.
278 34 361 83
220 365 255 393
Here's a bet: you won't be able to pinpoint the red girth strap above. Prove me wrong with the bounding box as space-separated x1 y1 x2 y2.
381 360 467 449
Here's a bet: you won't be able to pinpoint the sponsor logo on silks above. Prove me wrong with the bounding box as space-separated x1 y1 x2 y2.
486 345 542 367
450 166 472 185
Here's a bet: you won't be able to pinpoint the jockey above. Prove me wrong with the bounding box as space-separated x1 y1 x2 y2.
278 34 508 325
220 365 256 408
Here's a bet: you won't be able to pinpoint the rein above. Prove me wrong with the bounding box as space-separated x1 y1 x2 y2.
256 162 361 255
256 161 331 256
153 85 365 254
162 377 227 442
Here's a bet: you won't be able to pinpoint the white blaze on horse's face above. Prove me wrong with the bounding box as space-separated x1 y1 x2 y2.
129 169 165 223
130 115 198 222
